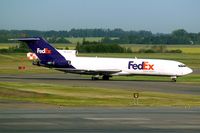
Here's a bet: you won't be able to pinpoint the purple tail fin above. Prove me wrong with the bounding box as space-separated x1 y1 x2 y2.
11 37 72 68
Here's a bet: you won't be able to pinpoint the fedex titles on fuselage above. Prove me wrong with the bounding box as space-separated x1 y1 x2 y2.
37 48 52 54
128 61 154 70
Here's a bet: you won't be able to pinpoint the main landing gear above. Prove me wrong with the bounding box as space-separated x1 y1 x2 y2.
91 75 111 80
91 75 99 80
102 75 110 80
171 76 177 82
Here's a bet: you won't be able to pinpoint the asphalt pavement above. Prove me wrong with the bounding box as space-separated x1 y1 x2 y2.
0 107 200 133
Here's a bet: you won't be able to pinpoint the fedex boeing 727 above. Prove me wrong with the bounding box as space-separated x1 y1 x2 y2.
11 37 193 81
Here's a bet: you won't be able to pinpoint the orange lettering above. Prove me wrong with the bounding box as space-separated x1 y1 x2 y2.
149 64 154 70
143 62 148 70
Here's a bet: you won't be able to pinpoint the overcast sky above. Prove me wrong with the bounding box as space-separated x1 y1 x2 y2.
0 0 200 33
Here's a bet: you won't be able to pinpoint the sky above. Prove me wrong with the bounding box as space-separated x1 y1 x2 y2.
0 0 200 33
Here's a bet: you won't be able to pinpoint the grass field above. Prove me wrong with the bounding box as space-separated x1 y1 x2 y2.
0 81 200 107
66 37 103 44
0 53 58 74
122 44 200 54
111 74 200 84
0 43 19 49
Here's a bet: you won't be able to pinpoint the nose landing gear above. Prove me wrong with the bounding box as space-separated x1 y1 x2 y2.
171 76 177 82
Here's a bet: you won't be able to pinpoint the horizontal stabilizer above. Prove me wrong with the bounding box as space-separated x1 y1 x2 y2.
9 38 40 41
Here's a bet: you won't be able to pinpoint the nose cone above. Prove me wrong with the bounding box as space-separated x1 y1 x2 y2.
184 67 193 75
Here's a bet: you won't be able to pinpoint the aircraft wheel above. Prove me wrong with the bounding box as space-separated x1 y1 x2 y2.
102 75 110 80
171 78 177 82
92 76 99 80
171 76 177 82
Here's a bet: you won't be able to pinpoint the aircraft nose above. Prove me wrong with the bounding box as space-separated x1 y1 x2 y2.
185 67 193 75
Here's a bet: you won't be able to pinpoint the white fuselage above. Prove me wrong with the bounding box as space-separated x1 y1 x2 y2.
71 57 192 76
58 50 193 77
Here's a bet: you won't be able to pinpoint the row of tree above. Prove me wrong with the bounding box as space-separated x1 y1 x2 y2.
0 38 182 53
0 28 135 39
101 29 199 44
76 39 132 53
0 29 200 44
76 39 181 53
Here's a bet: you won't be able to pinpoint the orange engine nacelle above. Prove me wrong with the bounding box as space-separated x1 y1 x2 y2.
27 52 38 60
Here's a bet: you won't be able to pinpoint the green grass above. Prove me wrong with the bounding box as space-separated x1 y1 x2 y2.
121 44 200 54
111 74 200 85
0 43 76 50
170 47 200 54
53 43 76 50
0 43 19 49
0 53 59 74
0 81 200 107
65 37 103 44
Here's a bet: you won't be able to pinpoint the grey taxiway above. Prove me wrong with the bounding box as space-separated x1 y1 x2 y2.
0 107 200 133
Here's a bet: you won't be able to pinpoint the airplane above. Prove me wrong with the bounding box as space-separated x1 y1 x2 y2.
10 37 193 82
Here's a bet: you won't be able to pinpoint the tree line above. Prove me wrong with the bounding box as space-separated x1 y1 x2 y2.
101 29 200 44
0 37 182 54
0 29 200 44
75 39 182 53
76 38 132 53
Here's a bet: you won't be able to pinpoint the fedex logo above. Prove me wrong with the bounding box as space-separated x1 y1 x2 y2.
128 61 154 70
37 48 52 54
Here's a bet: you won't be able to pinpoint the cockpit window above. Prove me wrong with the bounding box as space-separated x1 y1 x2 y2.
178 64 186 67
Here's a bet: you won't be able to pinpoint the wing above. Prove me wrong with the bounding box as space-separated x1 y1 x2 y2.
54 68 122 75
